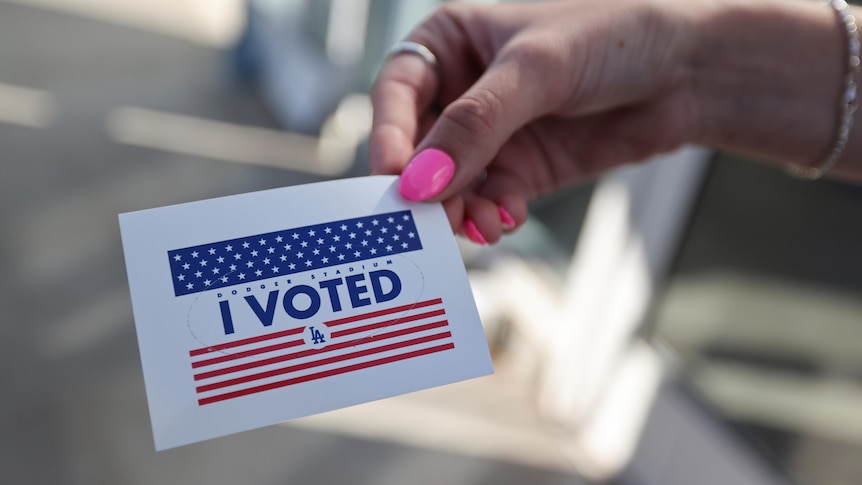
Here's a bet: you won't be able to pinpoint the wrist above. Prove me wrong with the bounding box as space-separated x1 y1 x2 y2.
687 0 846 166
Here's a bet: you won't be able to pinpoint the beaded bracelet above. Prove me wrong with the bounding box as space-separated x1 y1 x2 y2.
789 0 860 179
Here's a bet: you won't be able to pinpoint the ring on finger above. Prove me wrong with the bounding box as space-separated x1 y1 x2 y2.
386 41 441 78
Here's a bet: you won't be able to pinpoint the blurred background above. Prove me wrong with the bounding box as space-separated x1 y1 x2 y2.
2 1 862 484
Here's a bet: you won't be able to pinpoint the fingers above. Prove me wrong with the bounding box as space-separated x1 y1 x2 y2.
369 53 439 175
397 53 548 202
370 4 484 176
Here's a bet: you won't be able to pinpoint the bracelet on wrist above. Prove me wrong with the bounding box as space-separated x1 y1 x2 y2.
788 0 859 179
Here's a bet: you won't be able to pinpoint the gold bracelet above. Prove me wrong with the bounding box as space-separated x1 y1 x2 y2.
789 0 860 179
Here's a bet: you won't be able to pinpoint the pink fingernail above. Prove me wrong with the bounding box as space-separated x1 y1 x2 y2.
498 206 516 230
463 219 488 245
398 148 455 201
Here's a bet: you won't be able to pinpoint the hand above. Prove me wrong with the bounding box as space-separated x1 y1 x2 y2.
370 0 703 244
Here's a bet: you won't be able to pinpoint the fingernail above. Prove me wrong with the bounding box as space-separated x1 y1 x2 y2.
498 206 516 230
463 219 488 245
398 148 455 201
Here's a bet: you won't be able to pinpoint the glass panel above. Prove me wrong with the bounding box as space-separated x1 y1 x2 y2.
652 153 862 485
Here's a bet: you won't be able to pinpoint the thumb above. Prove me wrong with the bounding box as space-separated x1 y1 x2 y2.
397 56 546 202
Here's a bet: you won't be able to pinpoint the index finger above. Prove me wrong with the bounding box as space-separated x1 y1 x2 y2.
369 52 439 175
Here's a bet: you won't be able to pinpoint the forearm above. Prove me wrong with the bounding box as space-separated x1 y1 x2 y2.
689 0 861 180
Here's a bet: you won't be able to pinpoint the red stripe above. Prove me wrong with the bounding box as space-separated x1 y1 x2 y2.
331 308 446 339
196 331 452 393
189 327 305 357
195 320 449 381
192 338 303 369
198 343 455 405
325 298 442 327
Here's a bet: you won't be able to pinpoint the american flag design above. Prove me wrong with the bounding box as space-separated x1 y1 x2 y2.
190 298 453 406
167 210 422 297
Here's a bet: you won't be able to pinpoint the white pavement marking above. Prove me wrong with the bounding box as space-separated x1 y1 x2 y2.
0 82 55 128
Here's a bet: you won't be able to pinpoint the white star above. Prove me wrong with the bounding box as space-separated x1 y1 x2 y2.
356 221 364 228
280 255 287 262
208 248 216 255
361 240 368 246
403 214 410 220
322 257 329 264
354 251 361 257
186 283 194 290
182 263 190 270
292 233 300 240
200 260 208 267
263 258 270 265
242 242 250 249
377 237 384 243
217 256 225 263
177 274 185 281
191 251 199 258
305 260 313 267
313 248 320 255
324 226 332 234
173 254 181 261
338 254 345 260
284 244 292 250
345 243 353 249
393 235 400 241
386 245 393 251
349 232 357 239
221 276 228 283
234 253 242 260
229 264 237 271
195 271 202 278
272 266 280 273
297 252 304 259
267 247 274 254
317 238 324 245
289 263 296 270
204 279 212 286
365 230 372 236
246 261 254 268
387 217 394 223
259 238 266 245
301 241 308 248
372 219 379 226
381 227 388 233
238 273 246 280
408 232 415 238
308 229 315 237
251 250 258 257
255 269 263 276
329 245 336 252
370 248 377 255
396 225 403 231
225 245 233 252
340 224 347 231
333 235 341 242
402 242 409 249
212 268 220 274
275 235 283 243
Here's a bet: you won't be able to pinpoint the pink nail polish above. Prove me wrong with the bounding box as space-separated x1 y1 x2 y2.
498 206 516 230
398 148 455 201
463 219 488 245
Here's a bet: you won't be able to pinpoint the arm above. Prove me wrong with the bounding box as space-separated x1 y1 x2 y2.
692 0 862 181
369 0 862 243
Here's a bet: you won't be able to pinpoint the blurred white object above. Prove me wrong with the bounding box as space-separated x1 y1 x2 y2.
2 0 246 47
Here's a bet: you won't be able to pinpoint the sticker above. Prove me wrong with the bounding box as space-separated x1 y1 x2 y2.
119 176 493 450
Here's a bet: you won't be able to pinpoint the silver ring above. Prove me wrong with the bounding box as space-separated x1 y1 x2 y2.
387 41 440 77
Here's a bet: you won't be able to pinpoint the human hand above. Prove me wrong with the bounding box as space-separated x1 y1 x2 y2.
370 0 703 244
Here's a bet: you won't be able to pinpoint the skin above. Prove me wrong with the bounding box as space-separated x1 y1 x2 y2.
370 0 862 243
